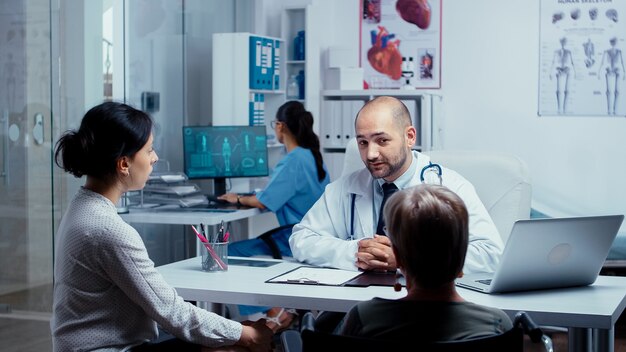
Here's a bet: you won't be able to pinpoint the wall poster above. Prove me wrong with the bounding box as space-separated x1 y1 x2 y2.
539 0 626 117
360 0 441 89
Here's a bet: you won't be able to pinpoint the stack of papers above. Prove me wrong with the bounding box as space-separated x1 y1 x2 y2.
143 184 200 196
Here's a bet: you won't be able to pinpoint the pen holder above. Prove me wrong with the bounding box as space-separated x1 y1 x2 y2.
201 242 228 272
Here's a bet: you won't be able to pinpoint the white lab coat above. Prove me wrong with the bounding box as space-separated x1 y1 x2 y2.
289 151 504 273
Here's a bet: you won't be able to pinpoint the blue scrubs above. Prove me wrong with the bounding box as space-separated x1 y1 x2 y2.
230 146 330 258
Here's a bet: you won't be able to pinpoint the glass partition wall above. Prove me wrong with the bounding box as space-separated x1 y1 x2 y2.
0 0 56 317
0 0 245 330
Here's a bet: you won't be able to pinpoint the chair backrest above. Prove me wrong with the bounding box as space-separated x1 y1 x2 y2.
340 138 532 243
300 328 524 352
281 311 550 352
425 150 532 243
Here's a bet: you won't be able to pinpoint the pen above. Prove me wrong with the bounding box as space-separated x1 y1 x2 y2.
218 220 225 242
191 225 226 270
191 225 208 242
224 222 230 242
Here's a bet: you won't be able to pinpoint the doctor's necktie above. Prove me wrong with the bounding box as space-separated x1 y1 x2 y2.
376 182 399 236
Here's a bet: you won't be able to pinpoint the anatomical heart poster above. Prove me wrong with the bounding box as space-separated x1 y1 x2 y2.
539 0 626 117
360 0 441 89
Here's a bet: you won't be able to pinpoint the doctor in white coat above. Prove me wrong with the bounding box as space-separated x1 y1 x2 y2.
289 96 503 274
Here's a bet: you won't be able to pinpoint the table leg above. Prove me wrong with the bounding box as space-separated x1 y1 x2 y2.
197 301 226 316
593 327 614 352
569 327 592 352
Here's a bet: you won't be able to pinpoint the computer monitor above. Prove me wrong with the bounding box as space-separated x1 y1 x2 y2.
182 125 269 195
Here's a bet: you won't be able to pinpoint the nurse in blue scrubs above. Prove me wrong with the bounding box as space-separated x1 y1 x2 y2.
219 100 329 257
218 100 330 331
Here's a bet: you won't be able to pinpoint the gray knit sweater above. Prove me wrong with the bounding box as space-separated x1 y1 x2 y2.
51 188 242 351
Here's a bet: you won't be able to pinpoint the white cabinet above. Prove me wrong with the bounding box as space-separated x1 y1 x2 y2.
321 90 443 180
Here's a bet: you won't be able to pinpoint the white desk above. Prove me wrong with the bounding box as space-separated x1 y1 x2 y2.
157 257 626 352
119 206 262 226
120 207 264 253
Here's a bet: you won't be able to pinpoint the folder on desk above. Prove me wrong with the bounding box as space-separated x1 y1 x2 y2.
343 270 406 288
266 266 363 286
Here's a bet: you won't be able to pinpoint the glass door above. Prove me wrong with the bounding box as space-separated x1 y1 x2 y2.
0 0 121 318
0 0 55 315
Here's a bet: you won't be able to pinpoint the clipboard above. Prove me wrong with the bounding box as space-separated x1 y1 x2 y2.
343 270 406 288
266 266 364 286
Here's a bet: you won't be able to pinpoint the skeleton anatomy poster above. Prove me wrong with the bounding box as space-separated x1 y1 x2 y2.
539 0 626 117
360 0 441 89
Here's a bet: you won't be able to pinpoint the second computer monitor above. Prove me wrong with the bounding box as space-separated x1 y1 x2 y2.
182 125 269 195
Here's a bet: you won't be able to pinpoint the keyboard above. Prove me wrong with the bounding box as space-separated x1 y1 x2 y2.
206 195 230 205
205 192 256 204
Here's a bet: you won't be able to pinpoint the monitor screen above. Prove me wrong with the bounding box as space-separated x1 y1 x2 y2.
182 125 269 192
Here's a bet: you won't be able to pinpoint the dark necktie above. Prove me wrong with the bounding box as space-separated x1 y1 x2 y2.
376 182 398 235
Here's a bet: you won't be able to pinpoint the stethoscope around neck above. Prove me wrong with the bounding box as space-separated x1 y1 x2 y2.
420 161 443 186
348 161 443 240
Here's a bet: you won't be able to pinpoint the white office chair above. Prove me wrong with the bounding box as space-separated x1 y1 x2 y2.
341 138 532 243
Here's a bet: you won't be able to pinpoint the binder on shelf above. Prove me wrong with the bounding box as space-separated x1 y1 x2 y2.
322 100 340 148
273 40 281 90
265 38 274 90
341 100 363 147
320 100 337 148
249 93 265 126
249 36 264 89
248 92 255 126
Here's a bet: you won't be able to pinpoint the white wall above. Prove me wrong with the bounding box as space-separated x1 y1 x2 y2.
441 0 626 225
262 0 626 228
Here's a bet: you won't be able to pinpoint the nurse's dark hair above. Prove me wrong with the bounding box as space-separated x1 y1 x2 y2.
384 184 469 289
54 101 153 180
276 100 327 181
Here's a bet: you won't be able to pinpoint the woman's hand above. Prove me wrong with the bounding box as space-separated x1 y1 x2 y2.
218 193 238 204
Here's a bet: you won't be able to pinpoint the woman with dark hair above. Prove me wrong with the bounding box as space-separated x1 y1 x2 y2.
51 102 272 352
218 100 330 331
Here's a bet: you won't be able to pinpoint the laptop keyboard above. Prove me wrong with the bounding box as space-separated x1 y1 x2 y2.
476 279 492 285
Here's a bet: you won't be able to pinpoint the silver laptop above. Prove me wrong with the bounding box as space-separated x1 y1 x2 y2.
456 215 624 294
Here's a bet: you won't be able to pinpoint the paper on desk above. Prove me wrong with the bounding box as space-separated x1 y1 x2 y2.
266 266 363 286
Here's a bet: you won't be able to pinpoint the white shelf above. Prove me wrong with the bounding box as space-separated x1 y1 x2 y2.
251 89 285 95
322 89 441 98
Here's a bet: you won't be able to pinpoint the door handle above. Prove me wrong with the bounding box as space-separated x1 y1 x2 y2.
33 112 44 145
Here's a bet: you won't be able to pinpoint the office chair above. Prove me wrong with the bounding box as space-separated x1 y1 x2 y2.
281 311 553 352
256 223 295 259
341 138 532 243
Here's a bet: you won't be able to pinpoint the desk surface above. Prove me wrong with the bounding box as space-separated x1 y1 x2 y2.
120 206 262 226
158 257 626 331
